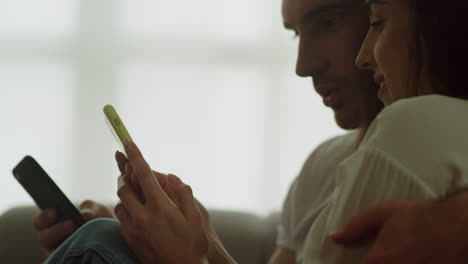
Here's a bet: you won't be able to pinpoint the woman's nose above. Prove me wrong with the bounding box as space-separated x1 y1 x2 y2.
355 34 374 70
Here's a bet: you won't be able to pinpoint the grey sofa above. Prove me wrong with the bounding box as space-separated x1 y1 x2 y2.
0 205 279 263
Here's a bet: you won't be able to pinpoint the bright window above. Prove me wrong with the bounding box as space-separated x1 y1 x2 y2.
0 0 343 215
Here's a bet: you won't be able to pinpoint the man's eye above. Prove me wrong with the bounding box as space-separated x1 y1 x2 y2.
369 19 384 31
320 18 338 28
312 14 345 34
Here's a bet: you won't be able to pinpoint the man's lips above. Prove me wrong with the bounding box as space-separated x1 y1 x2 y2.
315 85 341 108
323 91 340 107
315 85 335 98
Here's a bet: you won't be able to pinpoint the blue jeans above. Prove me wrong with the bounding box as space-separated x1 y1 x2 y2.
45 218 140 264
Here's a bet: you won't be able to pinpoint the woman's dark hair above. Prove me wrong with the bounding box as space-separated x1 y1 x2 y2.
407 1 468 99
357 1 467 147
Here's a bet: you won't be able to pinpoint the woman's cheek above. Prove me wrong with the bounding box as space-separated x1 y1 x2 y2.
373 34 387 73
374 35 396 104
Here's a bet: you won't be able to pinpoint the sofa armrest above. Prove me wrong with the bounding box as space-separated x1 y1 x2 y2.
0 206 45 263
0 205 279 264
209 210 279 263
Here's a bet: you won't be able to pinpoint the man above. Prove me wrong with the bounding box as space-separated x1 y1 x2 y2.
39 0 378 257
34 0 381 260
269 0 381 263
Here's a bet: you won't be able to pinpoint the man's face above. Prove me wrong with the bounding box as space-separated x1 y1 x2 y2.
282 0 380 129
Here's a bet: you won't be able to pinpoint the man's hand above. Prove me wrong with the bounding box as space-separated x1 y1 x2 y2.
32 200 114 256
331 191 468 264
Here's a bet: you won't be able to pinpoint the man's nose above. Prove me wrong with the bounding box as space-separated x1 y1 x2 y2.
295 38 328 77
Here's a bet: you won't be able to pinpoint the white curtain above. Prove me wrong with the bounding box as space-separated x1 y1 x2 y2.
0 0 344 215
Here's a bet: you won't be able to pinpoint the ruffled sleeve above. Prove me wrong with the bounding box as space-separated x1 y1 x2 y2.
303 147 438 264
303 95 468 264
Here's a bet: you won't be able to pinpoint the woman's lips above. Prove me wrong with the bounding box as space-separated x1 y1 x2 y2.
378 81 387 99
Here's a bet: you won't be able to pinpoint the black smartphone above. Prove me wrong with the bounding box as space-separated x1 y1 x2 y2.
12 156 86 227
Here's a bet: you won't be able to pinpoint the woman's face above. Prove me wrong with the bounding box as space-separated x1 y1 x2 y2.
355 0 427 106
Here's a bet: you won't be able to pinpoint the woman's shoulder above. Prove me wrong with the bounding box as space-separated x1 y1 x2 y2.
353 95 468 197
361 95 468 153
379 94 466 120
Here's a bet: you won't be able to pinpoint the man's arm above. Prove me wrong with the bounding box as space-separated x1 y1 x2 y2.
268 247 296 264
331 190 468 264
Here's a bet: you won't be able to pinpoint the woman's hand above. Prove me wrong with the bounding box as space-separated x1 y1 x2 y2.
32 200 114 256
115 147 236 264
114 141 208 264
80 200 115 220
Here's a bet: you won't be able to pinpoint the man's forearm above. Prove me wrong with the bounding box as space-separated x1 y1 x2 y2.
332 189 468 264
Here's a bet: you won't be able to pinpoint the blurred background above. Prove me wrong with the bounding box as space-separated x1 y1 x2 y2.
0 0 344 216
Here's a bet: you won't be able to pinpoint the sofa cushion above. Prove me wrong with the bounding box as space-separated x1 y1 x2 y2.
0 205 279 264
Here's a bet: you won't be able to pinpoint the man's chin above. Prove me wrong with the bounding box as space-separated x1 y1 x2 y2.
333 107 360 130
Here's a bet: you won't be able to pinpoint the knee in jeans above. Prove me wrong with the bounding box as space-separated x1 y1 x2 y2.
45 218 135 264
74 218 120 241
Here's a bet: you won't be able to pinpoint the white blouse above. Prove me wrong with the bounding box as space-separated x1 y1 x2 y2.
277 132 357 263
302 95 468 264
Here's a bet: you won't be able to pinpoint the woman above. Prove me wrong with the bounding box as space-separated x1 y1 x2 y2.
301 0 468 263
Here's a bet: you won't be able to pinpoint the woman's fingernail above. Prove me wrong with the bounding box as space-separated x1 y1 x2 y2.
125 163 132 176
169 174 182 183
124 141 132 151
117 175 124 188
80 208 92 215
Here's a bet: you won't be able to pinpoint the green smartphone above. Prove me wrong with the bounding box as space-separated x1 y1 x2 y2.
103 104 133 152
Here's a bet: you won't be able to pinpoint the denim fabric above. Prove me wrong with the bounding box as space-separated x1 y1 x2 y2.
45 218 140 264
